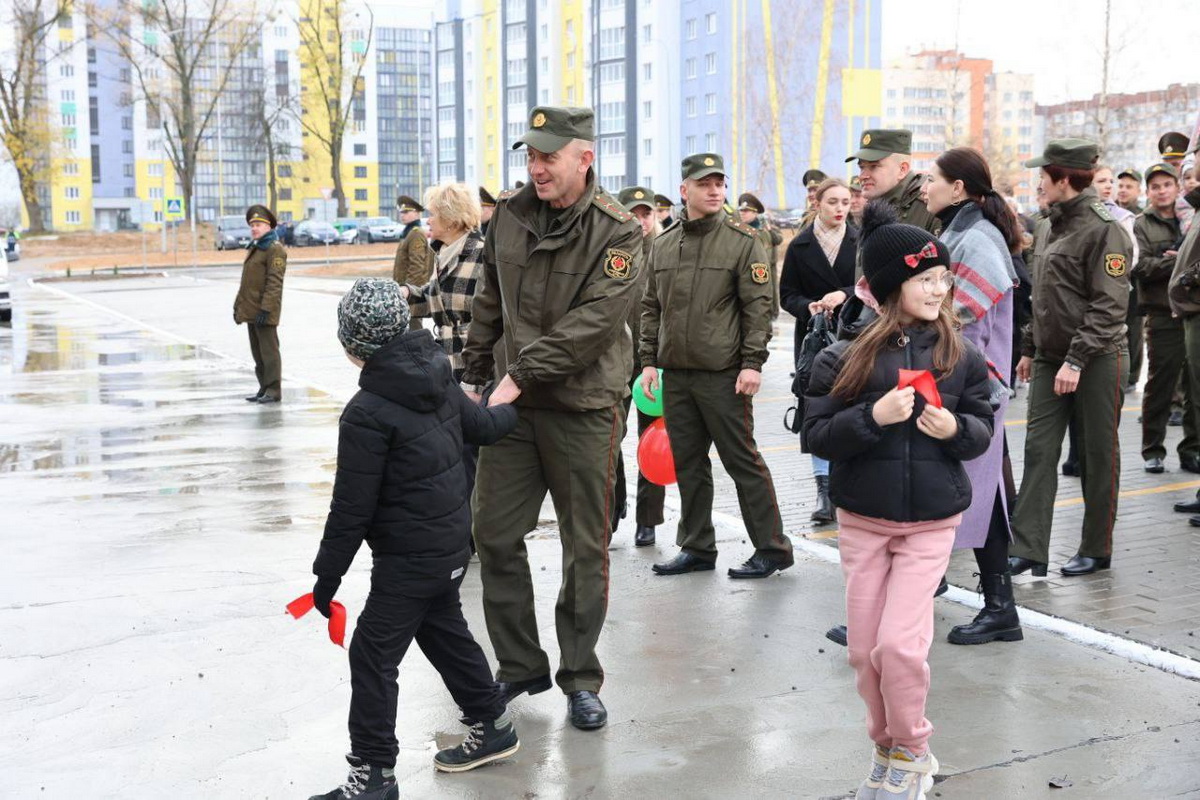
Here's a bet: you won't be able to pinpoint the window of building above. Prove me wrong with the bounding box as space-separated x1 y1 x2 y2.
60 64 74 77
685 96 696 117
642 24 651 41
65 186 80 199
685 135 696 152
64 161 79 176
685 18 696 39
148 162 163 177
61 113 75 126
643 100 651 118
643 138 652 156
705 93 716 114
354 143 367 156
61 89 74 102
705 53 716 74
149 186 163 199
66 210 82 224
706 12 716 33
278 165 292 177
354 166 367 178
598 27 625 60
122 140 132 154
278 188 292 201
705 132 716 151
123 164 133 178
643 62 652 81
354 189 368 201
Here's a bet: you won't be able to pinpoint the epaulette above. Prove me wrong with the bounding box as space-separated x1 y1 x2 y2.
1091 202 1115 222
592 191 634 223
725 217 755 237
498 189 519 202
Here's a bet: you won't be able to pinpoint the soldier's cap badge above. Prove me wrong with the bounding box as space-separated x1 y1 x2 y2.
704 157 715 166
532 112 547 128
862 133 872 146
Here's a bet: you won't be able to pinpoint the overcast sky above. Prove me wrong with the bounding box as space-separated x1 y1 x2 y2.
882 0 1197 105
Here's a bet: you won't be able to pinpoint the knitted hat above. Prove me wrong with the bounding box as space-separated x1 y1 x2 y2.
858 200 950 302
337 278 411 362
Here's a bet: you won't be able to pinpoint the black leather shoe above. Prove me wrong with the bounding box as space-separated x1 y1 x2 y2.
825 624 848 647
1061 461 1080 477
652 551 715 575
1060 554 1111 576
257 394 281 404
1174 499 1200 513
496 674 552 705
728 553 793 579
1145 457 1166 474
634 525 656 547
1169 409 1184 426
1191 516 1200 528
567 690 607 730
1008 556 1047 577
245 392 263 402
1181 456 1200 474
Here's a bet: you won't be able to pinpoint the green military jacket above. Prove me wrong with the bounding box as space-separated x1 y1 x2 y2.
880 171 939 233
461 174 644 412
626 229 656 378
393 222 434 286
1168 214 1200 317
233 237 287 325
1131 208 1181 316
1027 189 1132 368
639 211 773 372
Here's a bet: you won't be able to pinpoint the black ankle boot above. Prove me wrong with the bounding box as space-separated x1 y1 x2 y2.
947 572 1023 645
811 475 835 523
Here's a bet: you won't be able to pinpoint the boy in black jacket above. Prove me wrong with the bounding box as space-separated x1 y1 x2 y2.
309 279 520 800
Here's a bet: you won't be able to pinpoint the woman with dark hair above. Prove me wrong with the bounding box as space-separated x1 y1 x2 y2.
1008 140 1133 578
781 177 859 523
923 146 1023 644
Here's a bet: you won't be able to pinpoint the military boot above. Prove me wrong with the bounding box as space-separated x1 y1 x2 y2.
947 572 1023 645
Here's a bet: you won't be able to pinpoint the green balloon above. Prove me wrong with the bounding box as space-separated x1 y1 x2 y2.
632 369 664 417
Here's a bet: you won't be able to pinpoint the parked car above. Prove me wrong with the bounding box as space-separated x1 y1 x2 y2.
214 215 253 250
293 220 341 247
0 251 11 323
356 217 402 243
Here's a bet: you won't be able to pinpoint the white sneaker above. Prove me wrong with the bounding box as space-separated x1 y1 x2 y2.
879 746 939 799
855 744 891 799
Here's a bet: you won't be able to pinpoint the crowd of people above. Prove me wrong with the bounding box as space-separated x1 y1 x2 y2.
226 102 1200 800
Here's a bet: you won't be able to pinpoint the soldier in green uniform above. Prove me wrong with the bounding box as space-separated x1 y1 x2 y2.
640 153 795 579
846 129 938 233
612 185 666 547
479 187 497 236
1159 132 1191 169
1132 163 1199 472
738 191 784 316
1117 168 1143 214
848 175 865 227
394 195 434 330
1009 139 1132 577
233 204 287 403
803 168 827 210
462 106 643 731
654 193 676 228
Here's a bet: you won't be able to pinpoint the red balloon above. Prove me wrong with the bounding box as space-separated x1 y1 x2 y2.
638 418 677 486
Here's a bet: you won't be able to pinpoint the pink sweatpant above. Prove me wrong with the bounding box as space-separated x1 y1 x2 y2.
837 509 959 754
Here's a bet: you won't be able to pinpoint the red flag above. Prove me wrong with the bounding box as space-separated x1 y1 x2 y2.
287 592 348 648
897 369 942 409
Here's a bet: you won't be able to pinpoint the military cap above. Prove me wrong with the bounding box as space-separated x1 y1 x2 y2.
1025 138 1100 170
802 169 828 188
512 106 594 153
682 152 726 181
618 185 655 212
1145 162 1180 182
397 195 424 213
846 129 913 162
479 186 497 208
245 204 277 228
1159 132 1190 160
1116 167 1143 183
849 175 863 192
654 193 674 210
737 192 766 214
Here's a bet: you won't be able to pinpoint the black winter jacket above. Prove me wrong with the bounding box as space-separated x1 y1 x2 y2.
313 330 518 586
780 222 858 367
803 325 995 522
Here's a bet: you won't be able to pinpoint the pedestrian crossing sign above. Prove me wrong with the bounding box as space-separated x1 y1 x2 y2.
164 197 184 220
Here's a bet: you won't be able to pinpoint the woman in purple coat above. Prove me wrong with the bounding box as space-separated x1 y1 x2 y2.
924 147 1025 645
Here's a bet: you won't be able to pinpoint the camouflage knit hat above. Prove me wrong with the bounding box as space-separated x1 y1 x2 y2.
337 278 411 362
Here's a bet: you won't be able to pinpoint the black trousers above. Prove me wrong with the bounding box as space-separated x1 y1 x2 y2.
348 566 504 769
972 489 1010 575
612 397 666 530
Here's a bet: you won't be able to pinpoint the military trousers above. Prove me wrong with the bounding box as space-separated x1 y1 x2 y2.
1010 350 1128 563
246 323 281 399
1141 314 1198 462
661 368 793 562
612 397 666 530
473 404 623 694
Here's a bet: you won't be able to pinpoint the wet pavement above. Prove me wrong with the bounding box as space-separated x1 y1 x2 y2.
2 275 1200 798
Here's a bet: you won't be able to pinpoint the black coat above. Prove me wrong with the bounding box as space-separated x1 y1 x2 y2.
313 330 517 587
803 326 995 523
780 223 859 366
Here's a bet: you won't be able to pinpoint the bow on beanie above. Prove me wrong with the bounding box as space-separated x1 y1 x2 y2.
337 278 411 362
858 200 950 302
903 241 939 269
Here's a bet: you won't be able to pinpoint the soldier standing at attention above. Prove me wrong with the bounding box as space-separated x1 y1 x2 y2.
738 191 784 315
848 175 866 228
848 129 939 233
461 106 643 731
802 169 827 211
394 196 434 330
654 193 676 228
233 204 286 404
1009 139 1132 578
641 153 795 579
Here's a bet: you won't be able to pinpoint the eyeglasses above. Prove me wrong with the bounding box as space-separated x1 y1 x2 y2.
912 272 955 293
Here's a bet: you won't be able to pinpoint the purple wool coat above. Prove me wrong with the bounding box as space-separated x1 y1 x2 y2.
941 202 1017 549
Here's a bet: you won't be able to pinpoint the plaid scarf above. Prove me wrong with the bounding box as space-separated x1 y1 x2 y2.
813 216 846 268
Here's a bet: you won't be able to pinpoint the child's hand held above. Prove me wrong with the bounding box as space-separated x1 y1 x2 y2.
916 405 959 440
871 386 916 426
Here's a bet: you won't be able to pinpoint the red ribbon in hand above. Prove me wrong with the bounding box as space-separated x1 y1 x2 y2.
287 593 347 648
903 241 939 269
897 369 943 409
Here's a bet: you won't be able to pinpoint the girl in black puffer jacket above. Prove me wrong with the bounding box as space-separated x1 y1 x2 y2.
802 202 994 800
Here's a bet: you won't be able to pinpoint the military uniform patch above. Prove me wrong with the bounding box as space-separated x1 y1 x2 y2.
604 248 633 279
272 257 286 269
750 262 770 284
1104 253 1127 277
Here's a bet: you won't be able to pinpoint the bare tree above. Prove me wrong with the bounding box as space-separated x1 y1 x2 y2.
0 0 69 233
249 86 295 211
293 0 373 218
90 0 265 225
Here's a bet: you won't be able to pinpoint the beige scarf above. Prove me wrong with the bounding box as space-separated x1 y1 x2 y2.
813 217 846 268
435 231 469 277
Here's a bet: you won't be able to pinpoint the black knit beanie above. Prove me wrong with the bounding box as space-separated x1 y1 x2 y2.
859 199 951 302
